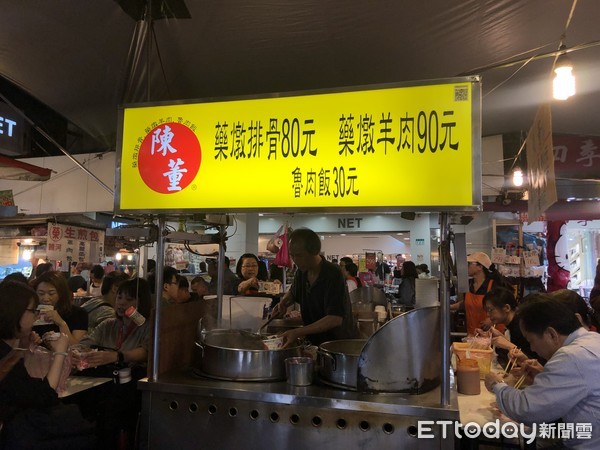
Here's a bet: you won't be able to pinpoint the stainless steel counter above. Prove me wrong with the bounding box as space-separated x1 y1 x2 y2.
138 369 459 450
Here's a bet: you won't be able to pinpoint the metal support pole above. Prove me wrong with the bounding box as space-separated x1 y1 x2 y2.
216 225 226 326
151 216 165 382
439 212 451 406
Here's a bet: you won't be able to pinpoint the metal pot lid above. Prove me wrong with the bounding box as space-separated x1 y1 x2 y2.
319 339 367 356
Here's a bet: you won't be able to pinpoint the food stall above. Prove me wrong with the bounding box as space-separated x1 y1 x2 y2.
115 77 482 449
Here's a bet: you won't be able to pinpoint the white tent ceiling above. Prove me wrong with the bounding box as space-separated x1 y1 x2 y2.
0 0 599 157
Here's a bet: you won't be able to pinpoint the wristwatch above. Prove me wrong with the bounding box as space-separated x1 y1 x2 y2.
492 380 506 389
117 351 124 364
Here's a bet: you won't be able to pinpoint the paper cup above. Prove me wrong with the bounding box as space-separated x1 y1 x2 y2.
262 335 284 350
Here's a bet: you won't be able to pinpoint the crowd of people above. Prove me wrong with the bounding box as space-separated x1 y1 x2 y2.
1 241 599 449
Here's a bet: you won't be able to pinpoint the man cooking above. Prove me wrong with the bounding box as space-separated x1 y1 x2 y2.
272 227 357 347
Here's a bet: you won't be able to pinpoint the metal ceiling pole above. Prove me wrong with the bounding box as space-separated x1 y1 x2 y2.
151 216 166 382
216 225 225 325
439 212 451 405
0 92 113 195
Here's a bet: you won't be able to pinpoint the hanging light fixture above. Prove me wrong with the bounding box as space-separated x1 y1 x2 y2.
553 45 576 100
512 167 525 187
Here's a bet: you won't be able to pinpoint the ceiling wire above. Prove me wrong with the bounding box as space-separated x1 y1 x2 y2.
506 0 579 174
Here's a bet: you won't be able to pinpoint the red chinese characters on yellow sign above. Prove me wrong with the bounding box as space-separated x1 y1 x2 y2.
137 122 202 194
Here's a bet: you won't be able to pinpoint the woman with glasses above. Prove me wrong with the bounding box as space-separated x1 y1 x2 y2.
475 287 539 367
235 253 268 295
0 281 95 448
31 271 88 345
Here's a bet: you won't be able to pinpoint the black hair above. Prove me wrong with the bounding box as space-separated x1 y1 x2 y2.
147 266 179 294
339 257 353 266
401 261 418 279
481 263 514 291
177 275 190 290
518 294 581 336
31 271 73 316
67 275 87 293
289 228 321 255
90 264 104 280
146 259 156 273
345 262 362 288
550 289 594 328
269 264 284 283
34 262 53 278
0 281 38 339
117 278 152 318
2 272 29 285
483 287 517 310
236 253 260 279
101 271 129 296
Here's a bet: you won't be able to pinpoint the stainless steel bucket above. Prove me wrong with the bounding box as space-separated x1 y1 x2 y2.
285 357 313 386
317 339 367 389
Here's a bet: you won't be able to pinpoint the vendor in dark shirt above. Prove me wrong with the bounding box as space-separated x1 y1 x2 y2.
272 228 357 347
31 271 88 345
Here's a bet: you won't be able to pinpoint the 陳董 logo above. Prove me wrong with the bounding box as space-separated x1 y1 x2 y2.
137 122 201 193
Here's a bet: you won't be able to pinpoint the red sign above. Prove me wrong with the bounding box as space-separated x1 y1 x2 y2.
553 134 600 179
138 122 202 194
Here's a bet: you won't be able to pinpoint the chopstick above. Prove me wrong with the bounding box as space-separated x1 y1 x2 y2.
513 374 527 389
503 347 521 376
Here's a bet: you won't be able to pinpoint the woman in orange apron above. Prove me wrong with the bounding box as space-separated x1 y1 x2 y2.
452 252 507 336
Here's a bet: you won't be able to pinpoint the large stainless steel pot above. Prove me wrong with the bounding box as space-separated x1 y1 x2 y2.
195 329 302 381
318 339 367 389
265 318 303 334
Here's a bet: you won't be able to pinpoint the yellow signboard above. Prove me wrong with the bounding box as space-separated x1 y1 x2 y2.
116 78 481 213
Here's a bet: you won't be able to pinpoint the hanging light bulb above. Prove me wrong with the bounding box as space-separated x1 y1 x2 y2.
553 45 576 100
512 167 524 187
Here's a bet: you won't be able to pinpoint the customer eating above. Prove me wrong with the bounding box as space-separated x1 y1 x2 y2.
31 270 88 345
485 294 600 449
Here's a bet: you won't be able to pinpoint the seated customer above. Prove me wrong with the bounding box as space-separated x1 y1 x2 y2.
78 278 151 377
190 276 209 300
485 294 600 449
75 278 152 450
79 271 129 334
0 281 95 449
236 253 267 295
147 266 179 305
475 287 540 366
32 271 88 345
550 288 599 332
176 275 192 303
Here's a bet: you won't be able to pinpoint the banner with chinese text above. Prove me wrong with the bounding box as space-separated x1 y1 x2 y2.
46 223 105 266
117 78 481 213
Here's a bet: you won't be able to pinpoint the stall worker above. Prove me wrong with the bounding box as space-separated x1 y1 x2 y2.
341 262 361 293
450 252 510 335
272 228 357 347
485 295 600 449
87 264 104 297
32 271 88 345
396 260 418 307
